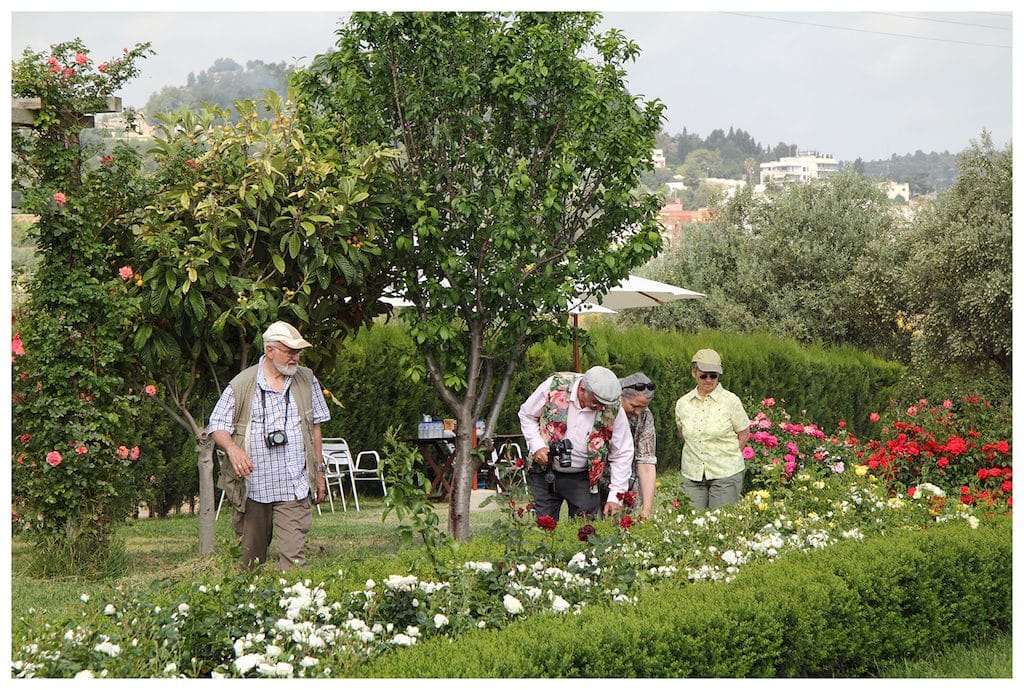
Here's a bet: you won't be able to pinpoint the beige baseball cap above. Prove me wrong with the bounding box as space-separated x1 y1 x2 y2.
263 321 312 350
691 348 723 374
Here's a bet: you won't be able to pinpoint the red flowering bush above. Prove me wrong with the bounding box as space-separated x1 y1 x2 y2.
743 395 1011 514
858 397 1011 510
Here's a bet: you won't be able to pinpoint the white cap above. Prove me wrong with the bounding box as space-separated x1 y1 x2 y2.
263 321 312 349
582 366 622 405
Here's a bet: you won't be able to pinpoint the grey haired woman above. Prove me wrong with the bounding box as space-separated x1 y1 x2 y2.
617 372 658 518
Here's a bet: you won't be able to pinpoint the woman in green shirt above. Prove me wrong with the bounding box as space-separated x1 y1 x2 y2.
674 349 750 510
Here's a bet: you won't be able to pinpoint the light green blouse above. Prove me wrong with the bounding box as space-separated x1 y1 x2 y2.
674 385 750 481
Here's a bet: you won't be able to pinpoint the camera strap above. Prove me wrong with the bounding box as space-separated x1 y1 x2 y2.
260 386 290 432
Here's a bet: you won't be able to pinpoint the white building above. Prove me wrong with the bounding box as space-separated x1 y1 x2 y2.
880 180 910 202
759 152 838 186
652 148 666 169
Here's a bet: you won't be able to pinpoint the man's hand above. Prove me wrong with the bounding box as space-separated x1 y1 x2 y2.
532 447 550 467
315 474 327 504
227 446 254 478
603 501 621 517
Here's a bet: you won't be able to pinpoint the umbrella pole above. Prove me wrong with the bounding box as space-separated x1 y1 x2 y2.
573 314 580 373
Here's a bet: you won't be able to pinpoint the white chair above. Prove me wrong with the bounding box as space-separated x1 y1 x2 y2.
322 438 357 512
491 441 526 493
321 438 386 512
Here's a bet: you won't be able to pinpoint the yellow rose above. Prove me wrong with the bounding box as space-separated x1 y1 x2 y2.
854 465 868 477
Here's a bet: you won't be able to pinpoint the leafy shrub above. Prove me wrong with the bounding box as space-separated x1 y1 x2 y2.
359 517 1011 677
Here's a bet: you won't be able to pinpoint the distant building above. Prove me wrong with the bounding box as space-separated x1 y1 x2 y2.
879 180 910 202
652 148 666 169
658 200 712 247
759 151 838 186
703 177 746 200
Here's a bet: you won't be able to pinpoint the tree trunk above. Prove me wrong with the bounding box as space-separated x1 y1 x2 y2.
447 419 478 541
196 431 216 555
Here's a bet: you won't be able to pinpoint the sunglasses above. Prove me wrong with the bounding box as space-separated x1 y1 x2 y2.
698 372 719 380
624 382 656 392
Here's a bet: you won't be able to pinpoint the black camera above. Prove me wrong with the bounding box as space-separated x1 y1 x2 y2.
550 438 574 468
265 430 288 447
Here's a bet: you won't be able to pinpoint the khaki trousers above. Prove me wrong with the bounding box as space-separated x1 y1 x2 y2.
681 469 745 511
231 496 312 571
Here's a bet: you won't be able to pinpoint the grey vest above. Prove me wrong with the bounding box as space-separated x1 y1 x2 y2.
216 362 320 512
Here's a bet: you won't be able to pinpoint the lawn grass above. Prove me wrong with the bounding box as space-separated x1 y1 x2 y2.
869 632 1013 678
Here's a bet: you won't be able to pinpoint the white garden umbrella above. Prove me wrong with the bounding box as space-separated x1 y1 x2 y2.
572 274 705 371
585 274 705 310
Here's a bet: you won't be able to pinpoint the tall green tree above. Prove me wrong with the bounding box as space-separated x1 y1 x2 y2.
294 11 665 539
631 170 902 355
131 92 397 553
897 132 1012 377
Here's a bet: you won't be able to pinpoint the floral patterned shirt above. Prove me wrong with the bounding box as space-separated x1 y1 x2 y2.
518 373 633 504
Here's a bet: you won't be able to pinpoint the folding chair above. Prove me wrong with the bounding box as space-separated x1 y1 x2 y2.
351 447 387 501
321 438 356 512
492 441 527 493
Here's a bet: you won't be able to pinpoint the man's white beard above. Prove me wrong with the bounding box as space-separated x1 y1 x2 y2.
274 360 298 377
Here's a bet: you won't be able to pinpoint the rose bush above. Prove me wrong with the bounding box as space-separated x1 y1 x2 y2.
11 40 154 574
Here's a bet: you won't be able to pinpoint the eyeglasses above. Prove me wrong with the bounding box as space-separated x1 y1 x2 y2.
698 372 719 380
270 343 303 359
624 382 656 392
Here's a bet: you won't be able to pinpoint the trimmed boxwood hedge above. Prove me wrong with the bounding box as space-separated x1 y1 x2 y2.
319 321 903 474
356 517 1011 677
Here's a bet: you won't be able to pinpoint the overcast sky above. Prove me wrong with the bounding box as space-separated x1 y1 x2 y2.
8 3 1014 162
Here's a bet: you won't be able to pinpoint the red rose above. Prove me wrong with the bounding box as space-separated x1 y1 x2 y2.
937 457 949 468
577 524 596 541
536 515 557 532
977 468 989 480
907 486 916 498
618 515 634 529
945 437 968 455
1000 480 1012 493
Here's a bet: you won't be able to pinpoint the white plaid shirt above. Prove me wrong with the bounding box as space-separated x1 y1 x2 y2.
209 357 331 503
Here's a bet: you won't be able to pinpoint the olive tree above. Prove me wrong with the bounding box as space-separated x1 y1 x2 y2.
294 12 665 539
897 132 1012 378
132 91 397 553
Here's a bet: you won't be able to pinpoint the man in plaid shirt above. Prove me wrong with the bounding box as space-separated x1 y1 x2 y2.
209 322 330 570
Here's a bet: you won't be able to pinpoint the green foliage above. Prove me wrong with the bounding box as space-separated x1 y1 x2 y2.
379 429 456 573
295 11 667 538
359 518 1011 677
318 321 902 471
896 132 1012 378
630 170 902 354
134 91 399 431
10 40 154 573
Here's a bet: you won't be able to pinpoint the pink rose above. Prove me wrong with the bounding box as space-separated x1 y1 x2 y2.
942 399 953 409
118 265 134 281
75 445 87 454
869 412 881 423
906 406 918 416
75 53 88 65
130 446 140 461
53 192 67 205
117 445 130 459
761 397 775 407
742 446 755 460
12 333 25 358
97 63 107 73
144 384 157 396
46 56 61 72
46 451 62 467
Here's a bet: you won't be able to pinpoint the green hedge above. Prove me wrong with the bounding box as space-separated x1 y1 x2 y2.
357 517 1011 677
319 321 904 474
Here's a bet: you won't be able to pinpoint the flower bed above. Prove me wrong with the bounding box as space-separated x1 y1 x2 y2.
11 396 1011 678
